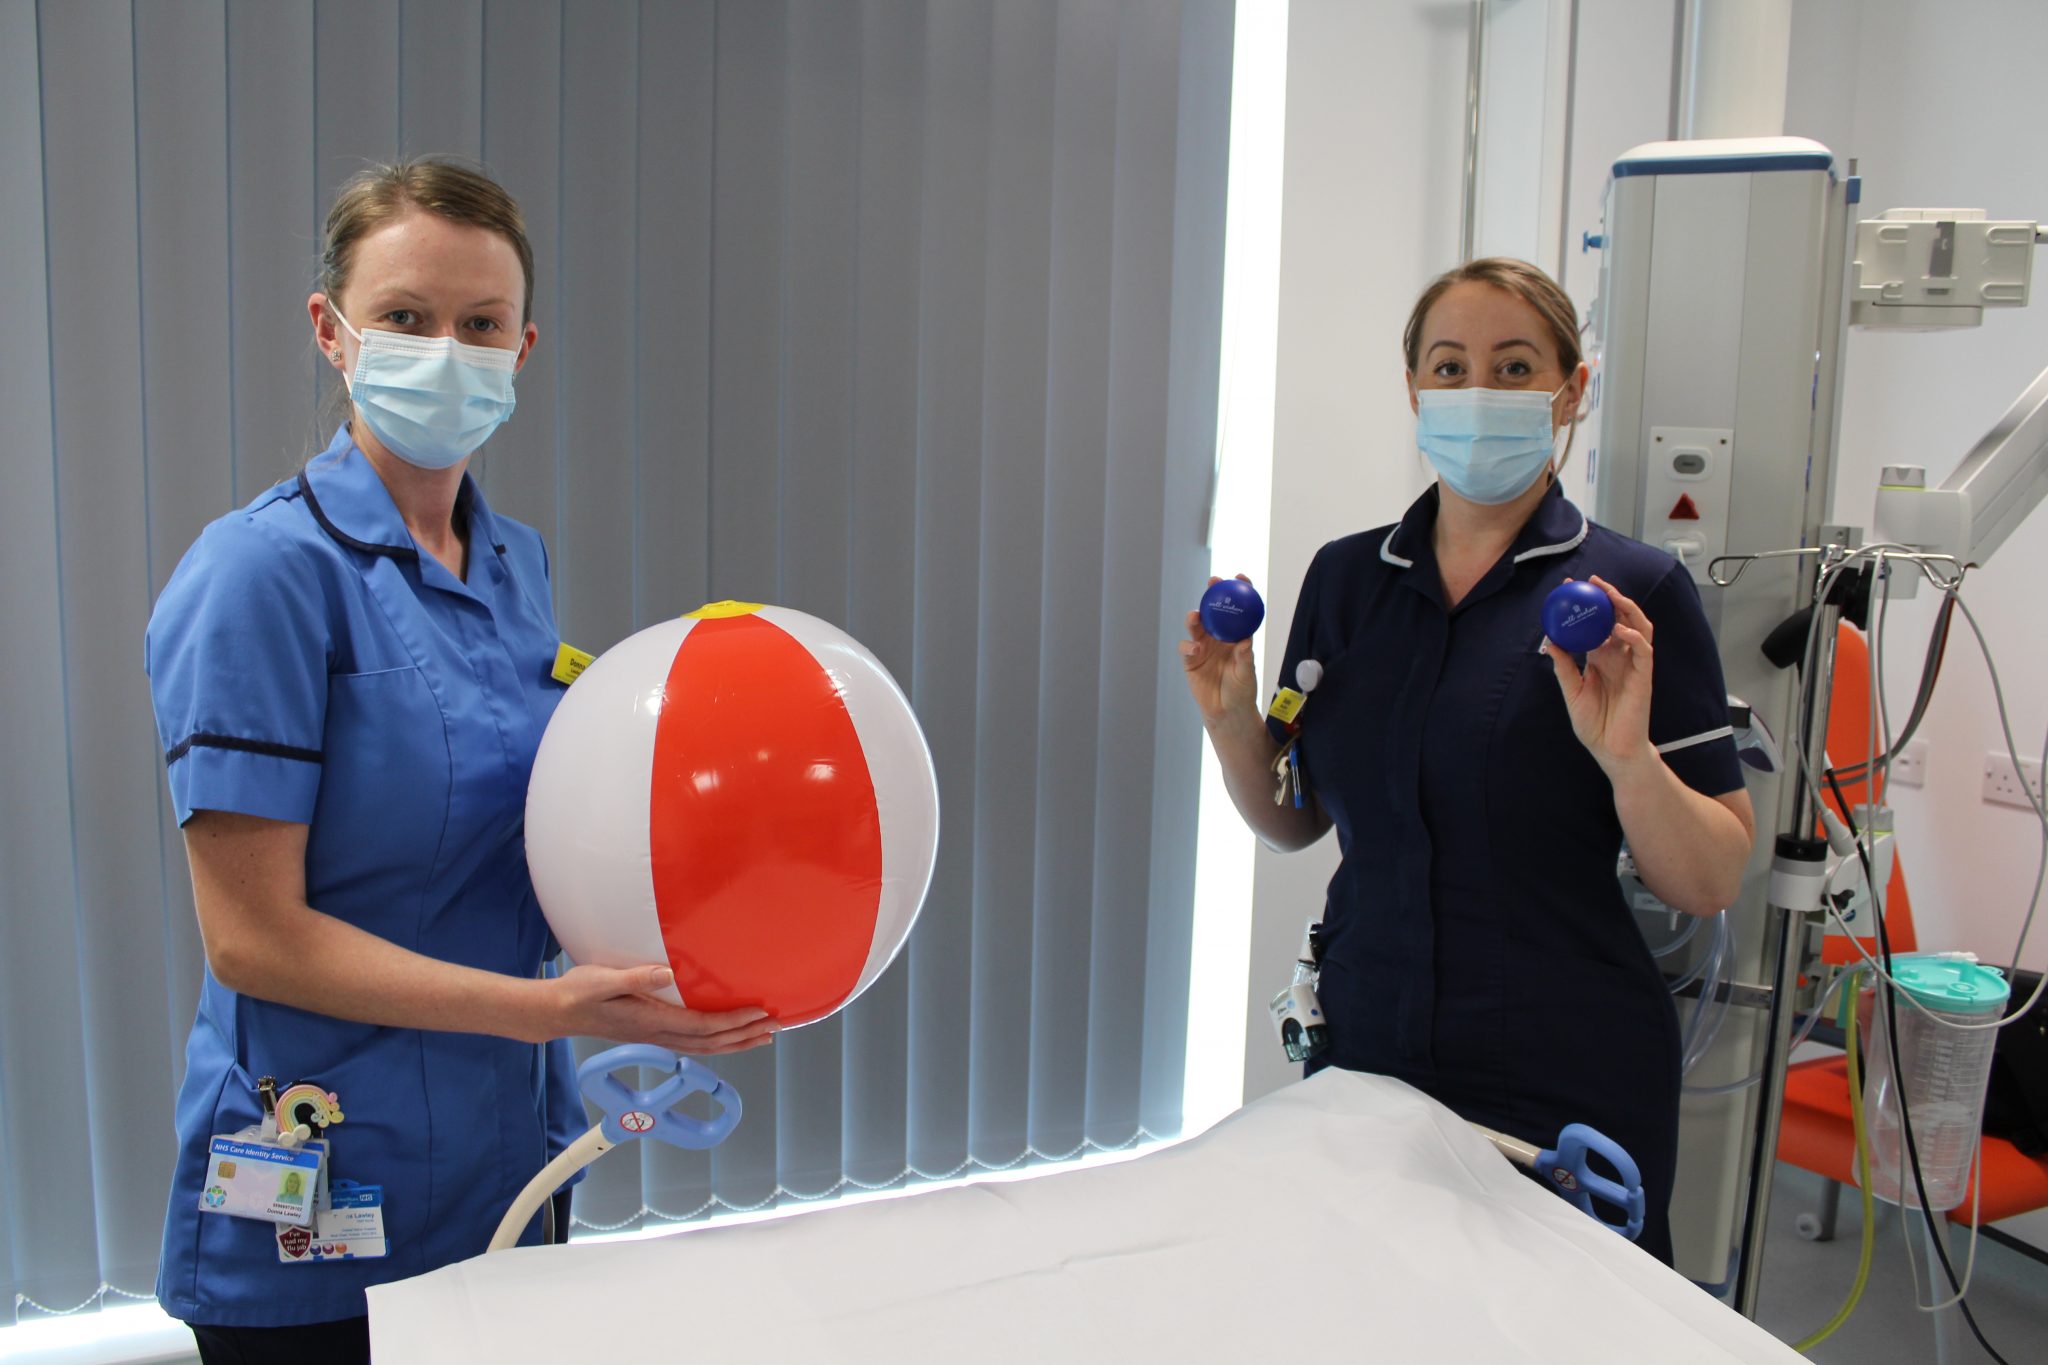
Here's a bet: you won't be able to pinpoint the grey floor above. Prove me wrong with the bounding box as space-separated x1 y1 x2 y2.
1750 1164 2048 1363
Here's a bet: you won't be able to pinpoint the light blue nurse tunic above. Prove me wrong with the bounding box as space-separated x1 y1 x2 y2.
146 427 580 1326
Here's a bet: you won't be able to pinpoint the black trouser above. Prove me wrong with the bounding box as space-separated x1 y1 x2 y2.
190 1317 369 1365
188 1191 575 1362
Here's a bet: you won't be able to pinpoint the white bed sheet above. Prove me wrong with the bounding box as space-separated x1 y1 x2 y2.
370 1069 1802 1363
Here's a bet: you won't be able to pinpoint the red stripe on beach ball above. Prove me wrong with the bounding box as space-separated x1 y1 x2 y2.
648 614 884 1025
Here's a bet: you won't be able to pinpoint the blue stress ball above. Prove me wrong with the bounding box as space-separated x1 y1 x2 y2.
1543 580 1615 654
1200 578 1266 643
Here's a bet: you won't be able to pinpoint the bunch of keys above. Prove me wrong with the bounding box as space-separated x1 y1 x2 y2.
1267 660 1323 809
1271 734 1303 807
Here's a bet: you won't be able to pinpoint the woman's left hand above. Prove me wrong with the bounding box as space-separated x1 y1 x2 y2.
1544 574 1655 774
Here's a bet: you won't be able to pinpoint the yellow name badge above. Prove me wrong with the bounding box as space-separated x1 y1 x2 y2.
1267 688 1306 725
551 643 595 686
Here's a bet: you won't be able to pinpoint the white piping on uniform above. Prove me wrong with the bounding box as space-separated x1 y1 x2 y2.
1512 506 1589 563
1383 503 1583 570
1656 725 1735 756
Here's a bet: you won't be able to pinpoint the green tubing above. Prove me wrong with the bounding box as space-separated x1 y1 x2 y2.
1794 973 1876 1354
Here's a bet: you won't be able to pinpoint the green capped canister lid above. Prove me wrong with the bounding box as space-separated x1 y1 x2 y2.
1887 955 2011 1015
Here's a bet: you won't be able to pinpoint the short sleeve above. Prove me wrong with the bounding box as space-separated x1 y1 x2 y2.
1266 547 1328 745
145 517 332 826
1642 561 1744 798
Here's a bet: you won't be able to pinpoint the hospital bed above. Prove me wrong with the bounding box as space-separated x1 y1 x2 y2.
369 1068 1803 1363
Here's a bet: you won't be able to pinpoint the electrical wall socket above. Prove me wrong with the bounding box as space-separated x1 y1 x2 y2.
1890 738 1929 788
1983 752 2045 810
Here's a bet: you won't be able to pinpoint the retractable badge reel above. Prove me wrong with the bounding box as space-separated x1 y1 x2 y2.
197 1076 339 1230
1269 919 1329 1063
488 1045 742 1252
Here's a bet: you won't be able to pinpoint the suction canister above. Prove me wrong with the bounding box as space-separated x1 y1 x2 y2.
1860 955 2010 1211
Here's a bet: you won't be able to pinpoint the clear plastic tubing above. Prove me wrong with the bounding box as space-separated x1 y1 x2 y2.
1860 955 2011 1211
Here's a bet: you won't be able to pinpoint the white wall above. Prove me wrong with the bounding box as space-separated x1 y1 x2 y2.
1473 0 1576 270
1559 0 1679 310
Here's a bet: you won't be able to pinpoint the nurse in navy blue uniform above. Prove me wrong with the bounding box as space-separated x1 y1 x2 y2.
1182 259 1755 1265
145 159 776 1365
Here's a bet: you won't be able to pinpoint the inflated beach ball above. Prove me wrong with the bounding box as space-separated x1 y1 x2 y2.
526 602 940 1028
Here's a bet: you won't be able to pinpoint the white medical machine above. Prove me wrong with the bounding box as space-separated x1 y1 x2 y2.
1581 136 2046 1308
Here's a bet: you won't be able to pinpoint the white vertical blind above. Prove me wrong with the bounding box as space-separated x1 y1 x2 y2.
0 0 1231 1322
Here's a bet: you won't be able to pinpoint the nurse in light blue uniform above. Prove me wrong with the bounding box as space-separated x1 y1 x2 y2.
145 158 774 1364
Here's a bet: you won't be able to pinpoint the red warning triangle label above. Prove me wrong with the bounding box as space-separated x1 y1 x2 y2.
1668 493 1701 521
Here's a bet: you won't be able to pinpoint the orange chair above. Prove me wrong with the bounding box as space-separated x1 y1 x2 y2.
1782 1061 2048 1236
1776 624 2048 1237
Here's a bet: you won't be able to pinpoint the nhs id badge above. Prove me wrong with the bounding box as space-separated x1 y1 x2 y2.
277 1181 388 1264
200 1134 323 1226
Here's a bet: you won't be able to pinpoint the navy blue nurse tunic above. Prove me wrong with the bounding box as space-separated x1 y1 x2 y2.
145 427 583 1325
1272 481 1743 1265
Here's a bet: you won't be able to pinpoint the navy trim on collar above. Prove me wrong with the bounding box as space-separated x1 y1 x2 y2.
297 427 504 560
298 467 416 559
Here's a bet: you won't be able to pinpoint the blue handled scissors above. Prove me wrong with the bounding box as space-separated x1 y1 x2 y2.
1534 1123 1646 1241
1474 1120 1646 1242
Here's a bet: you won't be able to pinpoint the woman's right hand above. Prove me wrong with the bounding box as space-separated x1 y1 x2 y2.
541 963 779 1055
1179 575 1261 728
1173 577 1330 852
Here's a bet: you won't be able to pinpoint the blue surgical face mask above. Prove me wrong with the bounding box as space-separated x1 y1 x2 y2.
1415 386 1566 505
333 308 519 470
